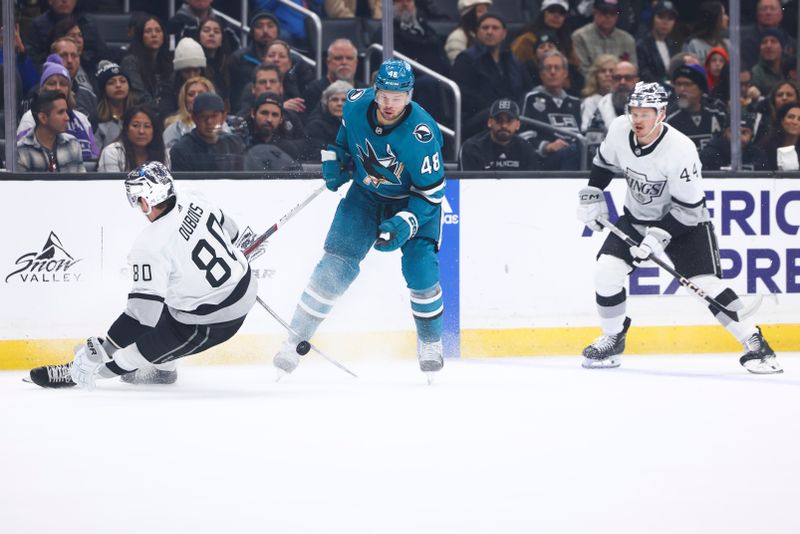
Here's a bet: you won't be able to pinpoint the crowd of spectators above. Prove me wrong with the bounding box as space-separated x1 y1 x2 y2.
4 0 800 173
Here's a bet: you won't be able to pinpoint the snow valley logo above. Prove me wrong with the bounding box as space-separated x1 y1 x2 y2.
5 232 83 283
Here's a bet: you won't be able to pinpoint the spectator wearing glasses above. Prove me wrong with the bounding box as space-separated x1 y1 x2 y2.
665 64 727 150
17 90 86 172
526 30 584 98
582 61 639 144
571 0 637 77
636 1 681 85
459 98 539 171
521 50 581 170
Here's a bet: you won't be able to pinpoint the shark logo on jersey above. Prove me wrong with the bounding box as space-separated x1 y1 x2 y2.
413 123 433 143
356 140 404 187
625 168 666 205
347 89 365 102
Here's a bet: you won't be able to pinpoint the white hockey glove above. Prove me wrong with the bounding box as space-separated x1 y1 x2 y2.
577 186 608 232
629 227 671 265
70 336 108 391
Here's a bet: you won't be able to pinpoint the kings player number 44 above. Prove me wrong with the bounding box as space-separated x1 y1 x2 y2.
577 82 782 374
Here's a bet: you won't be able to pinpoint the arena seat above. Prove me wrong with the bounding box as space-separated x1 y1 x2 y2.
492 0 529 23
91 12 131 62
319 18 365 57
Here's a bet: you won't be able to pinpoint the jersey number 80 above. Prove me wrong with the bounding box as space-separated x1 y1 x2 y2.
191 214 237 288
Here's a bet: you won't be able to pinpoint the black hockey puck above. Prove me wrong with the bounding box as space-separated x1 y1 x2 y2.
296 341 311 355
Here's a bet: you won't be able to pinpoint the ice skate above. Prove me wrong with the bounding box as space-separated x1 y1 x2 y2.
27 363 76 388
582 317 631 369
120 366 178 385
273 340 300 377
740 327 783 374
417 339 443 383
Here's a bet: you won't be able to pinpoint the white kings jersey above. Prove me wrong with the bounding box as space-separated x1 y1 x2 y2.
593 115 710 231
124 191 257 327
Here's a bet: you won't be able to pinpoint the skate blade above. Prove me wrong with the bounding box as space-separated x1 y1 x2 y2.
424 372 436 385
275 368 288 382
581 356 621 369
22 376 32 384
743 362 784 374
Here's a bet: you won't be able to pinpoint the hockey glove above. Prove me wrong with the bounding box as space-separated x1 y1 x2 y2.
70 336 108 391
577 186 608 232
374 211 418 252
629 227 671 265
321 146 351 192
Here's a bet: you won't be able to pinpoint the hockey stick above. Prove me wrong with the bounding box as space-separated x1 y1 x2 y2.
240 185 356 377
596 216 763 323
256 296 358 378
243 184 327 259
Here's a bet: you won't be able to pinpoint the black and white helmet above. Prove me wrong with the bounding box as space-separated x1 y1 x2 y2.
626 82 669 113
125 161 175 211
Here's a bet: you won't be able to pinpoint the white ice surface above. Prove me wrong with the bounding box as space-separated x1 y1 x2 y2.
2 354 800 534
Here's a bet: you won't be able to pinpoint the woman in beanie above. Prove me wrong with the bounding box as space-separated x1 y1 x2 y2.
159 37 208 121
94 61 135 151
445 0 492 65
121 16 173 111
98 104 169 171
16 55 99 162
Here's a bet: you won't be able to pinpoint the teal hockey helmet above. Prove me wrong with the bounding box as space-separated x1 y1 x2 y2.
375 59 415 93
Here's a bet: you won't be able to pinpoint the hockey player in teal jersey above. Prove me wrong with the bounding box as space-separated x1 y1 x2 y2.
274 59 446 378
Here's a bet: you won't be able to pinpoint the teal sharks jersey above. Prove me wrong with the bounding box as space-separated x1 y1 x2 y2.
336 88 445 228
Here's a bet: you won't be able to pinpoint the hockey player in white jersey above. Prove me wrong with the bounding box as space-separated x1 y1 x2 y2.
577 82 782 374
28 162 258 389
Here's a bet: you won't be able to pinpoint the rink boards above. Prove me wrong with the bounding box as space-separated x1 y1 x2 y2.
0 177 798 368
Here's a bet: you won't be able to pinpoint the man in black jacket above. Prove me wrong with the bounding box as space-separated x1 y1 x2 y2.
665 64 728 150
452 13 531 138
24 0 110 74
459 98 539 171
170 92 245 171
230 10 281 111
699 113 768 171
635 1 681 85
242 91 312 165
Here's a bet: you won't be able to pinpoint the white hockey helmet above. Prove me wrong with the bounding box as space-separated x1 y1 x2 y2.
626 81 669 114
125 161 175 212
